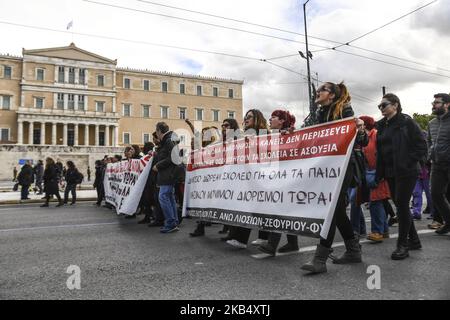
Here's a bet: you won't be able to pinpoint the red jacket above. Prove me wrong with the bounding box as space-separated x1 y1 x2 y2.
363 129 391 201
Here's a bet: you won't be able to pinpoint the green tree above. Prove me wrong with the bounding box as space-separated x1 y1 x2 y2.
413 113 435 130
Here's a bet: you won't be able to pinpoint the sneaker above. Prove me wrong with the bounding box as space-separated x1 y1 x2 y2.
251 239 268 246
435 224 450 235
278 243 299 253
226 239 247 249
388 216 398 226
160 226 179 233
428 221 443 229
367 232 384 242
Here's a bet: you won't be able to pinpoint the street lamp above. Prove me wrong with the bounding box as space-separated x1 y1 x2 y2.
302 0 313 111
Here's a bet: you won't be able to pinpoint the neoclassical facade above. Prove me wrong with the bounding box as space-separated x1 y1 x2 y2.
0 43 243 148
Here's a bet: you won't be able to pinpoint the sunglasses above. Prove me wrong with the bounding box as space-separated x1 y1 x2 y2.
317 87 332 93
378 102 392 110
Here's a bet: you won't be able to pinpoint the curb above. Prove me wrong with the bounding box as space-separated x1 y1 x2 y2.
0 198 97 205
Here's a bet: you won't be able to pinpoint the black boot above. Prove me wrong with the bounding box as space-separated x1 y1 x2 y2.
407 238 422 250
189 223 205 237
55 201 64 207
391 245 409 260
332 238 362 264
300 244 331 274
278 243 299 253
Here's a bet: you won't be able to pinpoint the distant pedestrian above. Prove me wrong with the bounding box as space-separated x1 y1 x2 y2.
41 157 63 207
13 166 18 182
64 161 83 205
87 166 91 181
93 160 105 207
17 160 34 201
33 160 44 195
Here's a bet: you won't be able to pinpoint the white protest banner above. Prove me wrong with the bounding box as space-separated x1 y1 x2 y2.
104 155 153 215
182 118 357 239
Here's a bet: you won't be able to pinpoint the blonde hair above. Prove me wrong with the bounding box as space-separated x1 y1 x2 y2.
326 82 351 120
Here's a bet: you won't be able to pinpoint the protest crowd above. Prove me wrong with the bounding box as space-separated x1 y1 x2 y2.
13 85 450 274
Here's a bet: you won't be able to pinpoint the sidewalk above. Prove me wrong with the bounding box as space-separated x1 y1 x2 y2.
0 188 97 205
0 180 94 192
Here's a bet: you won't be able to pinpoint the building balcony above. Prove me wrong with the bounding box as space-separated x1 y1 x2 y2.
17 107 119 119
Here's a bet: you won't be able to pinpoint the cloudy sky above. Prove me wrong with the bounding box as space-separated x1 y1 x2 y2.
1 0 449 123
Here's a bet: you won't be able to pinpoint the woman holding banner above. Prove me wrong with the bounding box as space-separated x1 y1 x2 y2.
256 109 300 256
301 82 363 274
226 109 270 249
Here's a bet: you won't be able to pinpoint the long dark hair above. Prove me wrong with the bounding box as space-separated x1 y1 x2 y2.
383 93 403 113
245 109 269 132
66 161 75 170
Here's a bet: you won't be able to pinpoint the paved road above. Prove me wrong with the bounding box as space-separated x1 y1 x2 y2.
0 202 449 300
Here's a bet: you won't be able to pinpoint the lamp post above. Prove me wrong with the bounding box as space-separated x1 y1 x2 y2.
303 0 312 110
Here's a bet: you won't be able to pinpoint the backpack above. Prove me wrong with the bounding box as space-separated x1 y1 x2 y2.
75 171 84 184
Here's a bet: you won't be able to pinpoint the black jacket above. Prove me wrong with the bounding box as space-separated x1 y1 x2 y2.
427 112 450 166
65 168 81 185
18 164 34 186
155 131 180 186
33 164 44 183
43 164 59 195
93 165 105 189
376 113 427 180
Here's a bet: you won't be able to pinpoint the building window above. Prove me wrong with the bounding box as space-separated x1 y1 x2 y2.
197 85 202 96
57 93 64 109
143 80 150 91
179 83 185 94
196 108 203 121
229 89 234 98
123 104 131 117
3 66 12 79
213 87 218 97
78 95 85 110
79 69 86 84
179 107 186 120
161 106 169 119
1 95 11 110
0 128 10 141
68 94 75 110
36 68 44 81
58 66 65 83
96 101 105 112
97 75 104 87
228 111 235 119
143 133 150 144
123 132 130 145
35 97 44 109
124 78 131 89
68 67 75 84
212 110 220 122
162 82 168 93
142 105 150 118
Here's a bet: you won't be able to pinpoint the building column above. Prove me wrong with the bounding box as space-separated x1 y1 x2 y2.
105 125 110 146
84 124 89 146
52 123 57 145
84 69 88 85
95 124 100 146
63 123 68 145
74 94 79 110
17 121 23 145
64 67 69 83
74 123 79 146
75 68 79 84
40 122 46 145
63 94 68 110
114 125 119 147
28 122 34 145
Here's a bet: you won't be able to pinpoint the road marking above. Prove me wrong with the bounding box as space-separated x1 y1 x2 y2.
251 229 437 259
0 222 123 233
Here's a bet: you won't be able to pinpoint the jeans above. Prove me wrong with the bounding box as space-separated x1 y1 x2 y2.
412 178 432 216
369 200 388 234
159 185 179 228
430 165 450 225
349 188 367 235
64 183 77 203
21 184 30 200
387 176 419 246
